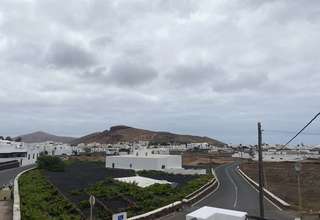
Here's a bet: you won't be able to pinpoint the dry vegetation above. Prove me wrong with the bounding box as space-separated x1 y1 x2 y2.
241 161 320 213
182 152 236 166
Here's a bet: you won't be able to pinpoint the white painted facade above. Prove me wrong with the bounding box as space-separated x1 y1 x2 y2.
32 142 74 156
232 152 252 159
0 140 39 166
0 140 77 168
106 154 182 170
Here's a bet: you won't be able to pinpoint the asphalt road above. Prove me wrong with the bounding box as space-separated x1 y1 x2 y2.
0 165 35 187
162 163 295 220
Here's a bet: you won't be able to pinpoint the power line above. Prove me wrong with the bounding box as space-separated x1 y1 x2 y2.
263 130 320 136
281 112 320 149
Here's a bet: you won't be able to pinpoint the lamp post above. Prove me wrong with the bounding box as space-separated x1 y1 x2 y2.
294 162 302 213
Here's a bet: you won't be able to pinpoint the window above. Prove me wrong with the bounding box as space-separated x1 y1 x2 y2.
33 154 35 159
161 165 165 169
28 154 30 160
112 163 115 168
130 163 132 168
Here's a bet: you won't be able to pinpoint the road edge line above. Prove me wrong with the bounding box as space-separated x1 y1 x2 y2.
236 167 289 211
191 168 220 207
238 168 290 207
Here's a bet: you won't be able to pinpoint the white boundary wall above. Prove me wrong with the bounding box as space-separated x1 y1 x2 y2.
13 167 36 220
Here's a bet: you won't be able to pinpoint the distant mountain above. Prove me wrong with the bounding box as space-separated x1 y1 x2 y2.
16 131 75 143
70 125 225 147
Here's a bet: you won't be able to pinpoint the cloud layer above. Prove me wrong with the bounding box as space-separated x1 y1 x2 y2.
0 0 320 144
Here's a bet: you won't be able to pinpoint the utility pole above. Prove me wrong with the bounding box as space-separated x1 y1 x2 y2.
258 122 265 218
294 162 303 213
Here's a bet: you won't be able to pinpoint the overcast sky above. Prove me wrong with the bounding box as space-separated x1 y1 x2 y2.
0 0 319 144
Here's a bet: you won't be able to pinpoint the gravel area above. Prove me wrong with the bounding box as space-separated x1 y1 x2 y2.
240 161 320 212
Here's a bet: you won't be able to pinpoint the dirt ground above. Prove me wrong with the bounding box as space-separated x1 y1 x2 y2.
240 161 320 214
182 152 235 166
67 153 106 162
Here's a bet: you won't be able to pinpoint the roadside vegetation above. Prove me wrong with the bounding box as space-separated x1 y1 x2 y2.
19 169 82 220
20 159 212 219
37 155 65 172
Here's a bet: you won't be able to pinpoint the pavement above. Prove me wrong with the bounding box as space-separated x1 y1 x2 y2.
160 163 296 220
0 165 35 187
0 165 35 220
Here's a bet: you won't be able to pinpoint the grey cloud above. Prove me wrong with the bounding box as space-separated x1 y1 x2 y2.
1 0 320 144
91 36 113 47
45 41 96 69
108 60 158 87
80 66 108 83
213 73 269 93
167 63 223 87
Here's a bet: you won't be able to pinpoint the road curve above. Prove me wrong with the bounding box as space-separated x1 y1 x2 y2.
162 163 295 220
0 165 35 187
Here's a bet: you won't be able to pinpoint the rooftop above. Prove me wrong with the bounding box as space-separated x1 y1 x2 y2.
187 206 247 220
106 154 179 159
115 176 171 188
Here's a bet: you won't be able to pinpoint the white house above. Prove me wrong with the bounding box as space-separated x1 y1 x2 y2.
0 140 39 166
106 147 207 174
106 154 182 170
32 142 73 156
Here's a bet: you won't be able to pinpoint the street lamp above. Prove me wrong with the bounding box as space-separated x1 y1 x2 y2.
294 162 302 213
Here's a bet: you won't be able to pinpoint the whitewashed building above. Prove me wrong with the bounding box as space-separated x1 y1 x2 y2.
0 140 39 166
106 147 206 174
106 154 182 170
32 142 74 156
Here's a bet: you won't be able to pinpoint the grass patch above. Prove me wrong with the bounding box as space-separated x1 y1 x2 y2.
19 169 82 220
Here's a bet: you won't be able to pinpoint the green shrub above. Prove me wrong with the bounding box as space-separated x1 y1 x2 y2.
19 169 81 220
37 155 65 172
79 200 90 209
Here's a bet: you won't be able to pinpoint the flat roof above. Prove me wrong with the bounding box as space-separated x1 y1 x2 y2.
115 176 171 188
0 146 27 153
187 206 247 219
107 154 180 159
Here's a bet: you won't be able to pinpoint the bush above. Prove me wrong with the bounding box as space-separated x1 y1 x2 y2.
19 169 81 220
37 155 65 172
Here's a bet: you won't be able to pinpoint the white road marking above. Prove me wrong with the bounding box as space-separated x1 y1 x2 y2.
192 168 220 207
226 166 238 208
236 167 283 211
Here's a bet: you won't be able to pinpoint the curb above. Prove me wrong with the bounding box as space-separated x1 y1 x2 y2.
237 168 291 209
13 167 36 220
128 170 218 220
190 168 220 207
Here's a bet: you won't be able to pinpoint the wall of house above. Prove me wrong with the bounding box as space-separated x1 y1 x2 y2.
106 156 162 170
106 155 182 171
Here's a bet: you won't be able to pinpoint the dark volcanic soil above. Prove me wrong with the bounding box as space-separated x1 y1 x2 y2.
44 161 135 197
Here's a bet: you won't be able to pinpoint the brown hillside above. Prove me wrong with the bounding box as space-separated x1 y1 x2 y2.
70 125 225 147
